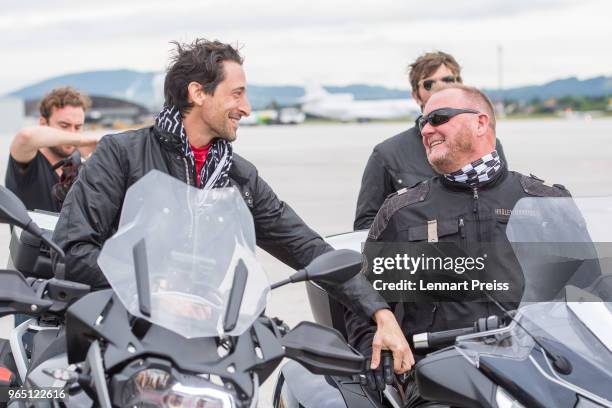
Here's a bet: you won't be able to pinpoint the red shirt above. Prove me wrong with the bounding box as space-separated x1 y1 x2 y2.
190 143 211 187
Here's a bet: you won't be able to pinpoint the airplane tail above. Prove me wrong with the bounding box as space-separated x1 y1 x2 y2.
301 82 330 103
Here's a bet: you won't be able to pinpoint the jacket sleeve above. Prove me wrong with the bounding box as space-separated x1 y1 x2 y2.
346 198 404 356
345 219 396 357
495 137 508 168
251 171 388 319
52 136 127 289
354 149 393 231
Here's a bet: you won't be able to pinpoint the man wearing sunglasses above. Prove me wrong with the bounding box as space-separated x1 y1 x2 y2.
346 83 569 397
354 51 507 231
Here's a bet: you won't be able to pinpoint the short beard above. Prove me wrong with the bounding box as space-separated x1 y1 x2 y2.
427 129 474 174
428 154 453 175
217 131 237 142
213 125 237 142
48 145 72 159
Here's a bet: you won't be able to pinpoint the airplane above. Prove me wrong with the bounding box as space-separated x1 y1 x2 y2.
300 83 420 122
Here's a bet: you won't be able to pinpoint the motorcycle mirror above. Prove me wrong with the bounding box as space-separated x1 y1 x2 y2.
0 185 33 231
271 249 362 289
281 321 364 376
0 186 65 260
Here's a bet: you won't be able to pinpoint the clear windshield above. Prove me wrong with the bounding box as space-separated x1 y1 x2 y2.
457 197 612 402
97 170 270 338
505 196 611 307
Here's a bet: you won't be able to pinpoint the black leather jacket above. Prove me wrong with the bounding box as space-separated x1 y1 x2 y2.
354 126 507 230
52 125 388 319
346 166 571 357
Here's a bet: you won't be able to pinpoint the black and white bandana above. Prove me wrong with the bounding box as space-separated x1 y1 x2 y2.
155 106 233 190
444 151 502 186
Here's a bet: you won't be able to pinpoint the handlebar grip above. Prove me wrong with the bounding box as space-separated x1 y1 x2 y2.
413 326 476 349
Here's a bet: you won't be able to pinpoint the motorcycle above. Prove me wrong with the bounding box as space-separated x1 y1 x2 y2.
274 196 612 407
0 169 367 407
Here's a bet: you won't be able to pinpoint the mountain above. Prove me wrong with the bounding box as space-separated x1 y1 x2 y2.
9 70 163 109
485 76 612 101
247 85 304 109
7 70 612 111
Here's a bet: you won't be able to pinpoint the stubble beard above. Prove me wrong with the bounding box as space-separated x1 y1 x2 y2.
210 116 237 143
218 126 237 142
427 129 474 175
48 145 73 159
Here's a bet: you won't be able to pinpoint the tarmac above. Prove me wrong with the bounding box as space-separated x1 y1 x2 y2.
1 118 611 405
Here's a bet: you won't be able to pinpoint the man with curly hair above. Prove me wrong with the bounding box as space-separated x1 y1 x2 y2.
5 87 99 211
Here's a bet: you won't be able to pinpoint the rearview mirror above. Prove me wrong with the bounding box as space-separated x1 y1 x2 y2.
302 249 363 283
281 321 364 376
0 185 33 230
272 249 363 289
0 185 65 259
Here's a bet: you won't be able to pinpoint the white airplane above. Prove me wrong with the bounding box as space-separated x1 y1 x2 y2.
300 84 420 122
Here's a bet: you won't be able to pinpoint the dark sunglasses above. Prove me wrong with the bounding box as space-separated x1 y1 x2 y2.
417 108 480 132
420 75 457 91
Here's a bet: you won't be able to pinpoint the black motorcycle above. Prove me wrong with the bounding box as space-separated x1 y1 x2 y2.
274 196 612 407
0 170 367 407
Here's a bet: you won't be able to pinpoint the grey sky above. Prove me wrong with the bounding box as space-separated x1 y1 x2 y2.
1 0 610 95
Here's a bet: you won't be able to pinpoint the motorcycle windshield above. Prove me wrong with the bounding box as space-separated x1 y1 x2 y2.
98 170 270 338
457 197 612 401
506 196 610 307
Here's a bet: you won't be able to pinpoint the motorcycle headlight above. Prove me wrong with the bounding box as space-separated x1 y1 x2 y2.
121 368 235 408
495 386 525 408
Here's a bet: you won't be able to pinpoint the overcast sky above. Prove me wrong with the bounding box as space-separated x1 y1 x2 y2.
1 0 611 95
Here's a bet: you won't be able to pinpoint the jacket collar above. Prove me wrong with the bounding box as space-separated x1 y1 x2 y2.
152 125 251 186
152 125 184 154
439 161 508 191
411 120 422 138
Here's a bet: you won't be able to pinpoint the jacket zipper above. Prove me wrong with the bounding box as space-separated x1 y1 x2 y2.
472 188 482 240
182 157 193 186
459 218 466 239
430 304 438 328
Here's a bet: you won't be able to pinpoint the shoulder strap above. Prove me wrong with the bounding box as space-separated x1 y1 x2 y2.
519 174 571 197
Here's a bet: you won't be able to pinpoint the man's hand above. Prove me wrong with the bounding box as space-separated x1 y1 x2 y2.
360 351 394 392
371 309 414 374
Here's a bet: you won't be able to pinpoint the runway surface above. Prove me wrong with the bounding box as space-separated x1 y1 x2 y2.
1 118 611 405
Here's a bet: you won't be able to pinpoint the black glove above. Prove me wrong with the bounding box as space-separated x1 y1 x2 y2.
360 350 394 392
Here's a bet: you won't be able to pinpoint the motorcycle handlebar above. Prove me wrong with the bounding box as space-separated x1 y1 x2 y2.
413 315 501 350
413 326 476 349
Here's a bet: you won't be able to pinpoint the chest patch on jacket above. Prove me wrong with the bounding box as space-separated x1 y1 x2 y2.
495 208 539 217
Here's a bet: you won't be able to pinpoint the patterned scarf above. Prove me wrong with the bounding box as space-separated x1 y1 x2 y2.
155 106 233 190
444 151 502 186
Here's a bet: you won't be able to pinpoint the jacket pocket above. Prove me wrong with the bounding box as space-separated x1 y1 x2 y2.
404 219 460 241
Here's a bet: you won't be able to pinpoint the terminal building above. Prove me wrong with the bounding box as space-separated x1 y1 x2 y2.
24 95 151 128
